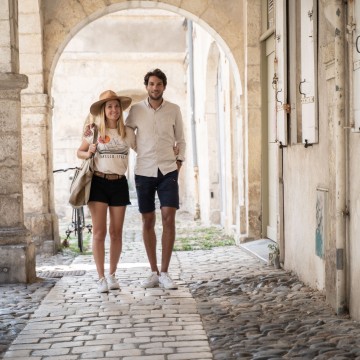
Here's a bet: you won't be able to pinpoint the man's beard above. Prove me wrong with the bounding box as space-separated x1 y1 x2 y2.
149 92 163 101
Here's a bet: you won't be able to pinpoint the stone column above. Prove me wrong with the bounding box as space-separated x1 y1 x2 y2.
18 0 60 254
21 94 60 254
0 0 36 283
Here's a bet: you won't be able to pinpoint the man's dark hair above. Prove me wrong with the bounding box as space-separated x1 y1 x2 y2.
144 68 167 87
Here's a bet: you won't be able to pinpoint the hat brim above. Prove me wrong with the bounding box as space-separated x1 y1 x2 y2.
90 95 132 116
117 89 147 104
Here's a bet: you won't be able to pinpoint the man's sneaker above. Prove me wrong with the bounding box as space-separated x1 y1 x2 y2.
108 273 120 290
141 271 159 288
159 272 178 290
97 277 108 293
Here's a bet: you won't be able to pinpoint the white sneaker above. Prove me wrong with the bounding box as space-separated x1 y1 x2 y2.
141 271 159 288
97 277 108 293
108 273 120 290
159 272 178 290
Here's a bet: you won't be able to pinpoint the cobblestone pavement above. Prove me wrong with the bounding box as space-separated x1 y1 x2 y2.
1 204 360 359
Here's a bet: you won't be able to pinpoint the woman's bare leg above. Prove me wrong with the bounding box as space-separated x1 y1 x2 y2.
108 206 126 275
87 201 108 279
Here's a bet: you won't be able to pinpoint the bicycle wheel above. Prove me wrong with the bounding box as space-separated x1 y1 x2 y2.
76 208 84 252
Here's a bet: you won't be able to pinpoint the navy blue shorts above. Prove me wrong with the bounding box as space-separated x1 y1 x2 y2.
89 175 131 206
135 169 179 213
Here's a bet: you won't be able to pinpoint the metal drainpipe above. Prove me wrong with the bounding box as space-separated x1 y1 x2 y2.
187 20 200 220
334 0 347 314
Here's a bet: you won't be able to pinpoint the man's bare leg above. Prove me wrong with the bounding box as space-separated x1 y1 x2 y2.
160 207 176 273
142 211 159 273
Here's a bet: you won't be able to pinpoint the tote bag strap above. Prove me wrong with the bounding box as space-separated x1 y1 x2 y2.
91 124 98 145
89 124 98 159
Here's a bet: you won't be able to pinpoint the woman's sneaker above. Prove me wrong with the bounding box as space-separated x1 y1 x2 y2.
108 273 120 290
97 277 108 293
159 272 178 290
141 271 159 288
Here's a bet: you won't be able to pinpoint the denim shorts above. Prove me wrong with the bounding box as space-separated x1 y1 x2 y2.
89 175 131 206
135 169 179 213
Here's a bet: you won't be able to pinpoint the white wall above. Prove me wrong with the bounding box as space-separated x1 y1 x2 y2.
349 136 360 318
280 4 332 291
192 24 237 233
192 25 213 224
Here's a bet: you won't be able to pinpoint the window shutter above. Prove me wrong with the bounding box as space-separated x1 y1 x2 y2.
353 0 360 132
300 0 318 144
268 0 274 28
275 0 288 147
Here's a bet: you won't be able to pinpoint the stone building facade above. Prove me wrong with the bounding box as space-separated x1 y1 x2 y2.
2 0 360 320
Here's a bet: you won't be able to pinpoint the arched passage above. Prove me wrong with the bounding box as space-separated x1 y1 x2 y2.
51 9 188 218
13 0 263 268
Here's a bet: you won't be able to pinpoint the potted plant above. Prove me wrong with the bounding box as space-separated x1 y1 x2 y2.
268 242 281 269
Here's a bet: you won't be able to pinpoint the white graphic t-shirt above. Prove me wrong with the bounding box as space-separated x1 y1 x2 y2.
86 128 134 176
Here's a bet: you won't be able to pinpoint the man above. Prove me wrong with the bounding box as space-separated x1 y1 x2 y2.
126 68 186 290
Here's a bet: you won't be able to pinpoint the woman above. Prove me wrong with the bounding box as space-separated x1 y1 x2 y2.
77 90 135 293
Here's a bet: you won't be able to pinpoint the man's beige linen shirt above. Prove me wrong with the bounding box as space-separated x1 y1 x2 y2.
126 99 186 177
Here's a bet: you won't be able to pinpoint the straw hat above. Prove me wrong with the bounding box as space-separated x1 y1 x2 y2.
117 89 148 104
90 90 132 115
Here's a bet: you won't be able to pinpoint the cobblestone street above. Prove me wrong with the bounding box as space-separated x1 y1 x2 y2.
1 204 360 359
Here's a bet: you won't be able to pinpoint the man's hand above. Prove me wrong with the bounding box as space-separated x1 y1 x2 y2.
176 160 182 171
84 124 93 137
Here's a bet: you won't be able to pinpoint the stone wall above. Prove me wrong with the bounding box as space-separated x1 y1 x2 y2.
0 0 36 283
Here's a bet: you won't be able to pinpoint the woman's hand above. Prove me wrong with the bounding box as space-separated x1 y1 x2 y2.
87 143 97 158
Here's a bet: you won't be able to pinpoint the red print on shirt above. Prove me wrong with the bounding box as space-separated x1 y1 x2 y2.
98 135 110 144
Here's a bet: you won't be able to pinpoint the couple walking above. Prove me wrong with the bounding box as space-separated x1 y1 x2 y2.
77 68 186 293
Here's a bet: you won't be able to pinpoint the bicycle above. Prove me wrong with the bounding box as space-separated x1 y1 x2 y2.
53 167 92 252
63 206 92 252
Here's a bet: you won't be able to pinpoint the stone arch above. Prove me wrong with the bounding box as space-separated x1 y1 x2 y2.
50 9 188 218
1 0 263 283
43 1 243 101
44 1 247 232
24 0 262 253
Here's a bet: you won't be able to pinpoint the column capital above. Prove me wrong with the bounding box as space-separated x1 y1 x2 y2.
0 73 28 91
0 226 31 245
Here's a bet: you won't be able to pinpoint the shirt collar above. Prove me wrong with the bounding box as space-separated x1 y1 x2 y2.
146 97 165 110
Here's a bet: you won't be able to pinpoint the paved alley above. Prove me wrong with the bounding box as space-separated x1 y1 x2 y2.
1 203 360 359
